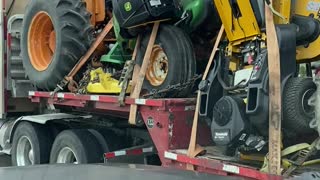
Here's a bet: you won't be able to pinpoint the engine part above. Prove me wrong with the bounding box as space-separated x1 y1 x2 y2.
239 134 266 153
198 55 225 122
112 0 176 28
247 25 297 136
211 96 249 146
292 15 320 46
295 1 320 62
246 49 269 134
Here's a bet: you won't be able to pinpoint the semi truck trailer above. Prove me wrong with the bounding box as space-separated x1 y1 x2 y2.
0 0 320 179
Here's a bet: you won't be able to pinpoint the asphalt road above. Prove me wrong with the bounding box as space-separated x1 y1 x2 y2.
0 155 11 167
0 164 241 180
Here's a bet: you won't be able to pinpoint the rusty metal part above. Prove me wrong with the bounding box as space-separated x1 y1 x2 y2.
91 58 104 68
67 19 113 80
146 45 169 87
77 66 94 94
52 19 113 95
118 60 135 106
118 36 141 106
68 80 79 93
28 11 55 71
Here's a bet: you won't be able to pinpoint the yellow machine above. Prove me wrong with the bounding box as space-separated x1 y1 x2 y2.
214 0 320 65
294 1 320 61
214 0 261 45
205 0 320 159
86 68 131 94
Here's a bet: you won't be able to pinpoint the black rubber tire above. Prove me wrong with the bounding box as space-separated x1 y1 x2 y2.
50 129 103 164
283 77 316 134
170 26 197 97
97 129 127 151
12 122 53 166
21 0 93 90
136 25 196 97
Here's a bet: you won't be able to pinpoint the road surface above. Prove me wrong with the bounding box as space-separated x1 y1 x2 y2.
0 155 11 167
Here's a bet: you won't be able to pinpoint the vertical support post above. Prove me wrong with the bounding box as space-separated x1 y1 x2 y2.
265 1 282 175
0 0 5 119
187 25 225 170
129 22 160 125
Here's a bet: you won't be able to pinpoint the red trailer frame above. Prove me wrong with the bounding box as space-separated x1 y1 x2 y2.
29 91 281 180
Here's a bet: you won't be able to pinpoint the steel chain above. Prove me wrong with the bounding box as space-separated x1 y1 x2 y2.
77 66 94 94
142 74 202 99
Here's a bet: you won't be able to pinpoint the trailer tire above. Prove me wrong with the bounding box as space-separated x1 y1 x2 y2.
50 130 103 164
97 129 127 151
283 77 316 134
12 122 53 166
21 0 93 90
136 25 196 97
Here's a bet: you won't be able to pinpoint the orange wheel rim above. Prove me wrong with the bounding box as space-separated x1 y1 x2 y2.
28 11 56 71
146 45 169 87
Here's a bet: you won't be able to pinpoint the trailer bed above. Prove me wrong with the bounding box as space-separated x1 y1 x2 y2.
27 91 286 179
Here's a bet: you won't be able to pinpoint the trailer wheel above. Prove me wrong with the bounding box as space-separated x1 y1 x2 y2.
283 77 316 134
21 0 93 90
11 122 53 166
50 130 103 164
136 25 196 97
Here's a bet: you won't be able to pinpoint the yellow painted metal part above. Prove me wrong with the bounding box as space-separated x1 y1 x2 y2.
273 0 292 24
294 0 320 62
240 154 265 162
261 143 320 172
213 0 260 45
86 68 131 94
229 59 239 72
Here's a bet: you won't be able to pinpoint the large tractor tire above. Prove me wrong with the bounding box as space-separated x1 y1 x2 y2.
21 0 94 90
136 25 196 98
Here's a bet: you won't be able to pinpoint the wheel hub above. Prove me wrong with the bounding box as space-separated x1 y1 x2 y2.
146 45 169 87
302 89 316 116
57 147 79 164
16 136 34 166
28 11 56 71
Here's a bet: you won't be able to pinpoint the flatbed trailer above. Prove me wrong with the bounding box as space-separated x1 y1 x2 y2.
1 1 320 180
29 91 281 180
